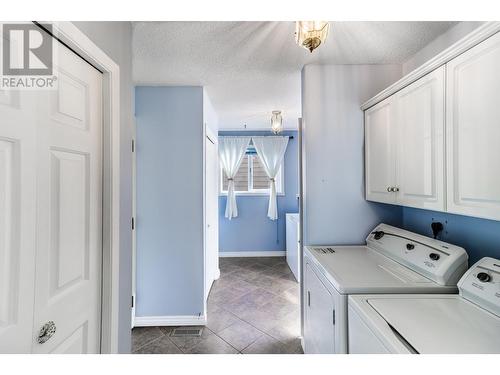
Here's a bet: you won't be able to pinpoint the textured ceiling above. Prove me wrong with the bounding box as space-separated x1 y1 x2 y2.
133 21 457 130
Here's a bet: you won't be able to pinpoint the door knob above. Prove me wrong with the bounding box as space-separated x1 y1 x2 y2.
37 321 56 344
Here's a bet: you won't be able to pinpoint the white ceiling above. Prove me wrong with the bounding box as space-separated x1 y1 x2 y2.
133 21 457 130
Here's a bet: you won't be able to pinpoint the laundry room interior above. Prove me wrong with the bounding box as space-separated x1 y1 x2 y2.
2 2 500 368
97 19 500 355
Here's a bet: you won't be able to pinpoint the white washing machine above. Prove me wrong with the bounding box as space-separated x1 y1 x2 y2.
303 223 468 354
348 257 500 354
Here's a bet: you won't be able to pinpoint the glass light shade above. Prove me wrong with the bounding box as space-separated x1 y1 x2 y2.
295 21 330 53
271 110 283 134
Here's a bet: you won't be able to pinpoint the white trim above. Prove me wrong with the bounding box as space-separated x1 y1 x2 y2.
131 117 137 329
219 251 286 257
219 127 299 131
361 22 500 110
297 117 305 340
202 119 208 323
49 22 122 354
219 192 286 197
134 315 207 327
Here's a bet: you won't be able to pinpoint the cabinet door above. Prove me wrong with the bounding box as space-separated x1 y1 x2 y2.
395 66 445 211
365 97 397 204
446 32 500 220
304 262 335 354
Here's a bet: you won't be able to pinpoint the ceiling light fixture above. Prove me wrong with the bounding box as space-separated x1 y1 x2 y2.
271 110 283 134
295 21 330 53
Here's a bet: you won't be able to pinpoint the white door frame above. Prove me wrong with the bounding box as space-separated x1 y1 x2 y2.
46 21 122 354
131 117 137 328
203 125 220 319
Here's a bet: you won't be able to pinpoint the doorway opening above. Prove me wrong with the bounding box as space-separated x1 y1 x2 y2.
131 121 303 354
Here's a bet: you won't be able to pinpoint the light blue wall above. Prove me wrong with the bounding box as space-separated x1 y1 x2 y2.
135 86 204 317
302 65 404 246
402 207 500 264
219 130 299 253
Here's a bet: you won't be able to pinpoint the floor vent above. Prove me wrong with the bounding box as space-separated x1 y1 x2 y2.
170 327 203 337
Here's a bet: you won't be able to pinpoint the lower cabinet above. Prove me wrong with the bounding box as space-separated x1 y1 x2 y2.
304 262 336 353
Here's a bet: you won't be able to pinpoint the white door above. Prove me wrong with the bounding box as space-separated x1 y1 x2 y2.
0 88 38 353
0 31 103 353
395 66 445 211
446 32 500 221
304 262 335 354
32 41 103 354
205 131 219 298
365 97 397 204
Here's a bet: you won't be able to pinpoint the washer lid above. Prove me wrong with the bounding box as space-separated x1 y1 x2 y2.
368 296 500 354
305 246 455 294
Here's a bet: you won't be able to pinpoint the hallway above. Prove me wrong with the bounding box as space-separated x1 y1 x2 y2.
132 257 302 354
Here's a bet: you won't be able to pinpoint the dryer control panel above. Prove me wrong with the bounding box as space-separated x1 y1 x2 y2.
458 257 500 318
366 224 468 286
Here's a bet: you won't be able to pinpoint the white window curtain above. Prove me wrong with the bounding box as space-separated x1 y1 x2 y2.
252 136 289 220
219 136 251 220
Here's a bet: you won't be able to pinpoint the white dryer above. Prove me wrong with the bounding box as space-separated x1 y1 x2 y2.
303 223 468 354
348 257 500 353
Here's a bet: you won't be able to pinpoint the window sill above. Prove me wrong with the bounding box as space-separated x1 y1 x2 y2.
219 192 286 197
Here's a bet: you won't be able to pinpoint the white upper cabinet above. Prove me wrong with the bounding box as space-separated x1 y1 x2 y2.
365 67 445 209
365 97 397 204
364 28 500 221
395 66 445 211
446 31 500 220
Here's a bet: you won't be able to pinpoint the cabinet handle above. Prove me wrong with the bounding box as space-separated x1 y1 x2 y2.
307 291 311 307
332 309 336 325
387 187 392 192
394 187 400 192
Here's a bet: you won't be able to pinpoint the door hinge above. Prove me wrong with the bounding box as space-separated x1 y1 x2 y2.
131 296 134 308
332 309 336 325
132 139 135 152
132 217 135 230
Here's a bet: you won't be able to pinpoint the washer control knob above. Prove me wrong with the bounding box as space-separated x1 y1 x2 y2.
429 253 440 261
406 243 415 250
477 272 491 283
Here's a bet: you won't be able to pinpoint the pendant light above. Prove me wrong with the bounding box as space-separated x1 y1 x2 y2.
271 110 283 134
295 21 330 53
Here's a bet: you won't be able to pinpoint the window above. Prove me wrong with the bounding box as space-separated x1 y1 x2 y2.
220 151 284 195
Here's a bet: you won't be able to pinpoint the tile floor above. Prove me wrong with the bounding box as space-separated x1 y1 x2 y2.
132 257 303 354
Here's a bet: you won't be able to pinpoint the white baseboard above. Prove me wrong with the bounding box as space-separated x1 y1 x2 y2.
219 251 286 258
134 315 207 327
